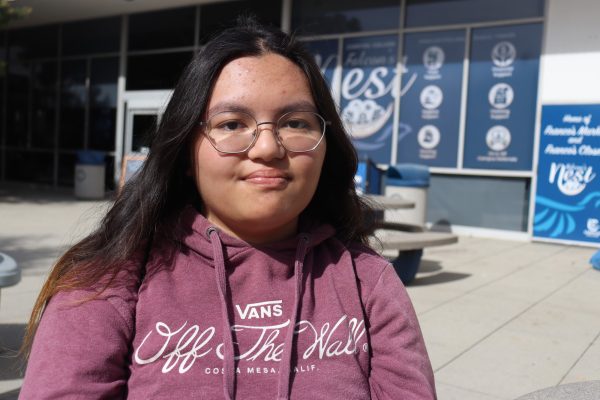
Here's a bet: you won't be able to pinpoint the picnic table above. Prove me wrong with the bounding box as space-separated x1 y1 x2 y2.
0 252 20 307
362 194 458 284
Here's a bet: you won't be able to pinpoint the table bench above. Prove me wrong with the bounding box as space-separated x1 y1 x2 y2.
0 252 20 307
363 195 458 284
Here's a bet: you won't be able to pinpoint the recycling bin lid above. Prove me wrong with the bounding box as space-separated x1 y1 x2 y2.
76 150 105 165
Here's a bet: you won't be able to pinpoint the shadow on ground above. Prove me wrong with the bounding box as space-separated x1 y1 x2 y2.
408 259 471 286
0 389 19 400
0 324 26 382
0 236 63 276
0 183 115 204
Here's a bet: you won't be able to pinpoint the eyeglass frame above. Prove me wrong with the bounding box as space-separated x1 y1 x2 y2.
198 110 330 154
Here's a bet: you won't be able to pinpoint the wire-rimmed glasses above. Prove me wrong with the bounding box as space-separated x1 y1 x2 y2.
199 111 327 154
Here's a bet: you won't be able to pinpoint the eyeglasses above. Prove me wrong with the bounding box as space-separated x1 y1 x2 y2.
199 111 327 154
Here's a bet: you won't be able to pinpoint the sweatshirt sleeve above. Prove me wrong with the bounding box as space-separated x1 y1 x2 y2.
366 264 437 400
19 288 135 400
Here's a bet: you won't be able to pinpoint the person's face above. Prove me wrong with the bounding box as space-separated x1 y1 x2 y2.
192 53 326 244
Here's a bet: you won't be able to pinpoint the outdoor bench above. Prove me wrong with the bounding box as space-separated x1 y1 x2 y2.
0 252 20 306
365 205 459 284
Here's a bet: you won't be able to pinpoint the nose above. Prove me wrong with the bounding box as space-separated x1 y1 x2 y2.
247 122 285 161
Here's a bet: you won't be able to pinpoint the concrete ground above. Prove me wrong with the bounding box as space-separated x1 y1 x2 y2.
0 184 599 399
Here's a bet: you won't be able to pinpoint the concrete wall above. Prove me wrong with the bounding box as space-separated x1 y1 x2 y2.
540 0 600 104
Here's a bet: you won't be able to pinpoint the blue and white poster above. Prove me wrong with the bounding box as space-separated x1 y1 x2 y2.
397 30 465 167
304 39 339 94
463 23 543 170
341 35 398 164
533 104 600 246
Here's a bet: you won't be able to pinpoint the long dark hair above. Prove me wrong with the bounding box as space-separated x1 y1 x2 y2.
22 18 371 356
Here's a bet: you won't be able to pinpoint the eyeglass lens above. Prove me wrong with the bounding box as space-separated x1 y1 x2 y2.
205 111 325 153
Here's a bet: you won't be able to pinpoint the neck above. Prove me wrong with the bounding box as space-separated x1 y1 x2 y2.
206 214 299 245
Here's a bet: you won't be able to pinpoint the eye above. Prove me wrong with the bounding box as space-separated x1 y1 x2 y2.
215 119 248 132
281 118 310 130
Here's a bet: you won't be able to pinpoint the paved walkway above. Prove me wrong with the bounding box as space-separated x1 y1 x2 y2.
0 184 598 399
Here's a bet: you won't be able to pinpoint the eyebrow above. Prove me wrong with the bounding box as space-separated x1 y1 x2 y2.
207 100 318 118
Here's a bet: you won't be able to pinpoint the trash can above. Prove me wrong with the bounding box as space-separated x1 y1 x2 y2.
75 150 105 199
384 163 430 227
355 158 383 195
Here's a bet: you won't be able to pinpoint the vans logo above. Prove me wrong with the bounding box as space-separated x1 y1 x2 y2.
235 300 283 320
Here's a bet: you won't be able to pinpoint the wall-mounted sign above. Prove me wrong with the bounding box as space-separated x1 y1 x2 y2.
463 23 543 170
340 34 398 164
304 39 339 96
534 104 600 246
397 30 465 167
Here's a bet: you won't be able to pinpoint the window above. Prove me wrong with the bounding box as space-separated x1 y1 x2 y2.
31 61 57 149
62 17 121 56
292 0 400 35
427 175 530 231
199 0 281 44
7 25 58 60
6 61 30 148
59 60 86 149
405 0 544 28
126 51 192 90
128 7 195 51
89 57 119 150
5 150 54 184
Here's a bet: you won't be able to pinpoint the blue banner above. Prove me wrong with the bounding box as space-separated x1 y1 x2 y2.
463 24 542 170
533 104 600 246
304 39 339 93
341 35 398 164
397 30 465 167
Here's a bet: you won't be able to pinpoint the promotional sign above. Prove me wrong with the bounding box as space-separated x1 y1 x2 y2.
533 104 600 246
341 34 398 164
304 39 339 94
397 30 465 167
463 23 542 170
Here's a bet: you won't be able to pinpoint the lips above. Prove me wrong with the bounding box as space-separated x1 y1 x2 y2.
242 169 291 189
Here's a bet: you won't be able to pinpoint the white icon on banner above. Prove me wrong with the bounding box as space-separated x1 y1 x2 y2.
488 83 514 109
341 99 394 139
418 125 441 149
492 41 516 67
420 85 443 110
486 125 511 151
548 163 596 197
584 218 600 238
423 46 445 71
587 219 599 233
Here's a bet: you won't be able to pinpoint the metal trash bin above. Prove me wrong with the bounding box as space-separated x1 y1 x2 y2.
384 163 430 227
75 150 105 199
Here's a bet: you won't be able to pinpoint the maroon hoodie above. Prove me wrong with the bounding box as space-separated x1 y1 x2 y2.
21 208 436 399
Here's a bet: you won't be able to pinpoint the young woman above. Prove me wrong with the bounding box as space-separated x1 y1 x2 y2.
20 20 436 400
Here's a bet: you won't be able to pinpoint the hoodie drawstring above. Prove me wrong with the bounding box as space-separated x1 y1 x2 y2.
208 227 236 400
207 227 311 400
276 234 309 400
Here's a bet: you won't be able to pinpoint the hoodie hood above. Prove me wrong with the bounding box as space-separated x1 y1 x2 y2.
179 205 336 262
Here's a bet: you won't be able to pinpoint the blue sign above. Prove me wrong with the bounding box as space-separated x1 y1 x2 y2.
304 39 339 92
341 35 398 164
463 23 543 170
397 30 465 167
355 159 383 195
533 104 600 246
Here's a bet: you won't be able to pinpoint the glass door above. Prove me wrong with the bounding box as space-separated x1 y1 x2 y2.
124 108 161 154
